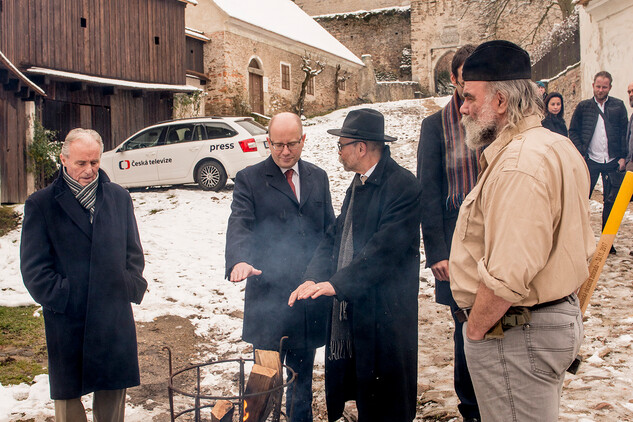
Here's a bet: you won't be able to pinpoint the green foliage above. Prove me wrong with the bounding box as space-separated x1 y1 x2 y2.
173 91 207 119
0 206 20 236
0 306 48 385
28 120 60 190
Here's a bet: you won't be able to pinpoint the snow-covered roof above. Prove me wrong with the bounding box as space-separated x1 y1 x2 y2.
185 27 211 41
313 6 410 20
179 0 198 5
0 51 46 97
213 0 364 66
26 67 200 93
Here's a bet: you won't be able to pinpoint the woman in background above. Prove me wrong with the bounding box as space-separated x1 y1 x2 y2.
542 92 568 137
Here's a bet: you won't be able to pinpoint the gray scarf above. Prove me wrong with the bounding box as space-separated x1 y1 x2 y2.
62 167 99 223
329 173 363 361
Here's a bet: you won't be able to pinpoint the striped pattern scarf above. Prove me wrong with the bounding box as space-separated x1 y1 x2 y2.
441 91 481 211
62 167 99 223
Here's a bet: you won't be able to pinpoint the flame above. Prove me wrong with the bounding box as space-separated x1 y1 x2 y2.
243 400 249 421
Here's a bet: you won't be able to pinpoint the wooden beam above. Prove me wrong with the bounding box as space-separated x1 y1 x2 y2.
103 86 116 96
131 89 145 98
69 82 87 91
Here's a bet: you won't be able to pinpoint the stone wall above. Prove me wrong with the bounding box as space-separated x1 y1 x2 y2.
201 31 364 117
294 0 410 16
376 81 422 103
410 0 564 94
314 8 411 81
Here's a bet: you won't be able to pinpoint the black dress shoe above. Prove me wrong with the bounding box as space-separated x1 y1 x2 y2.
609 245 617 255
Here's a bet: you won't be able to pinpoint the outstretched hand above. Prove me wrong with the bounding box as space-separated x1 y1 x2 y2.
229 262 262 282
288 280 335 307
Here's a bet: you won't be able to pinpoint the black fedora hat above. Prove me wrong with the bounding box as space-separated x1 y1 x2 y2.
327 108 397 142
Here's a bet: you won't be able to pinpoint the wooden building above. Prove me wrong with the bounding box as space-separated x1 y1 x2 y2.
0 0 198 202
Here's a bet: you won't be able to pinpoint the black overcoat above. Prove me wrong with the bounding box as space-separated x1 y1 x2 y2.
225 156 335 350
304 147 421 422
20 170 147 399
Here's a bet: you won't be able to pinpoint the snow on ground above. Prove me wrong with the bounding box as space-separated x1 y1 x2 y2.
1 98 633 421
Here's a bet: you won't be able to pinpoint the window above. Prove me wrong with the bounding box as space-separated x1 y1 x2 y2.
123 128 164 150
307 76 315 96
281 64 290 90
204 123 238 140
235 119 267 136
338 78 346 92
165 124 196 144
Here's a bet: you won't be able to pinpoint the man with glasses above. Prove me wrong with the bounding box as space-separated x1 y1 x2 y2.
417 44 480 422
289 108 421 422
225 112 335 422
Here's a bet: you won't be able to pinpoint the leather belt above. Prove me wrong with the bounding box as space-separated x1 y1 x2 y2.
454 294 574 323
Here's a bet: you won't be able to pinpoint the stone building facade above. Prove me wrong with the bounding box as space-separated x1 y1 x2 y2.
185 0 366 118
293 0 409 16
314 8 412 81
410 0 564 95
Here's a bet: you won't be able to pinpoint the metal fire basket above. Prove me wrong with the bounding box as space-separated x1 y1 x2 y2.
164 344 296 422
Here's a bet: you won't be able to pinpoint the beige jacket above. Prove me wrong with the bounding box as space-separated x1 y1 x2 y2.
449 115 596 309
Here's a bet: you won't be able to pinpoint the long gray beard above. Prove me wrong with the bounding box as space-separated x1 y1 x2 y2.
463 115 498 150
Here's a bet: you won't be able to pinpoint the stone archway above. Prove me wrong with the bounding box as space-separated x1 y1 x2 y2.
433 50 455 95
248 58 264 115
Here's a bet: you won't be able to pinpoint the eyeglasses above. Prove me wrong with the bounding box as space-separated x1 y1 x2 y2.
337 140 365 151
455 79 465 89
270 140 302 151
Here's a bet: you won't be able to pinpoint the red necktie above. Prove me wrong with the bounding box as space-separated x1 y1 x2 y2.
285 169 297 198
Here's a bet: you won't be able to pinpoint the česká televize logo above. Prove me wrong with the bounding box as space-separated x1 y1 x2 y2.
118 158 173 170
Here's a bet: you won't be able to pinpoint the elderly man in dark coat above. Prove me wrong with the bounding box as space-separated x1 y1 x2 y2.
289 108 421 422
225 112 335 422
21 128 147 422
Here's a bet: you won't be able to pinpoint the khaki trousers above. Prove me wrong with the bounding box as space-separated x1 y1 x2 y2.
54 389 126 422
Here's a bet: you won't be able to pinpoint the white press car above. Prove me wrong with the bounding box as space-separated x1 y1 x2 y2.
101 117 270 191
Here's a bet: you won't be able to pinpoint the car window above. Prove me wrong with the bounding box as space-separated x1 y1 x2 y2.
204 123 238 140
123 128 163 150
165 124 196 144
235 119 268 136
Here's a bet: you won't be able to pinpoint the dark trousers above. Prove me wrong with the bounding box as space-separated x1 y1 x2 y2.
447 290 480 420
281 348 316 422
587 159 619 228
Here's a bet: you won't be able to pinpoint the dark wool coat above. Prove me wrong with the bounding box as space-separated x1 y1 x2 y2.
417 110 459 305
542 114 568 137
303 147 421 422
225 156 335 350
20 170 147 400
569 96 629 159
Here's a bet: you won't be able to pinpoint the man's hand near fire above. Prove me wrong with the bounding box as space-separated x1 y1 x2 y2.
229 262 262 282
288 280 335 306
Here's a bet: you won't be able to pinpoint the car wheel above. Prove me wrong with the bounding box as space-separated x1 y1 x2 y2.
196 160 227 191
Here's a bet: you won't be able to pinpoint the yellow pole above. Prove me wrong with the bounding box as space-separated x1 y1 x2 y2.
578 171 633 315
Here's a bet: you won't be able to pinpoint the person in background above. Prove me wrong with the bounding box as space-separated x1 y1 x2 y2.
569 71 629 253
417 44 480 422
536 80 547 100
225 112 335 422
21 128 147 422
542 92 568 137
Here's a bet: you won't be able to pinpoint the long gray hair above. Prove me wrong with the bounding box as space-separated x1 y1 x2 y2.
487 79 544 132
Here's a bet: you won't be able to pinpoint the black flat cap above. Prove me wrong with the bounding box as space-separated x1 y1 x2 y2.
327 108 397 142
462 40 531 82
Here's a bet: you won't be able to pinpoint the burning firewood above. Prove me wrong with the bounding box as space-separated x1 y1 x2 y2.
242 364 278 422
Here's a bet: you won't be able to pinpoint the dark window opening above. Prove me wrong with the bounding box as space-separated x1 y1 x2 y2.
154 36 160 45
307 76 314 96
80 17 87 27
281 64 290 90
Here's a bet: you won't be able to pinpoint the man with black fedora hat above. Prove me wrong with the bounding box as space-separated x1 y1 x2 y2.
449 40 595 421
289 108 421 422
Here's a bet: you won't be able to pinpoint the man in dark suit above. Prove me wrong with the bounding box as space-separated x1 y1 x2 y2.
417 44 480 422
21 128 147 422
569 71 629 253
225 112 335 422
289 109 421 422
